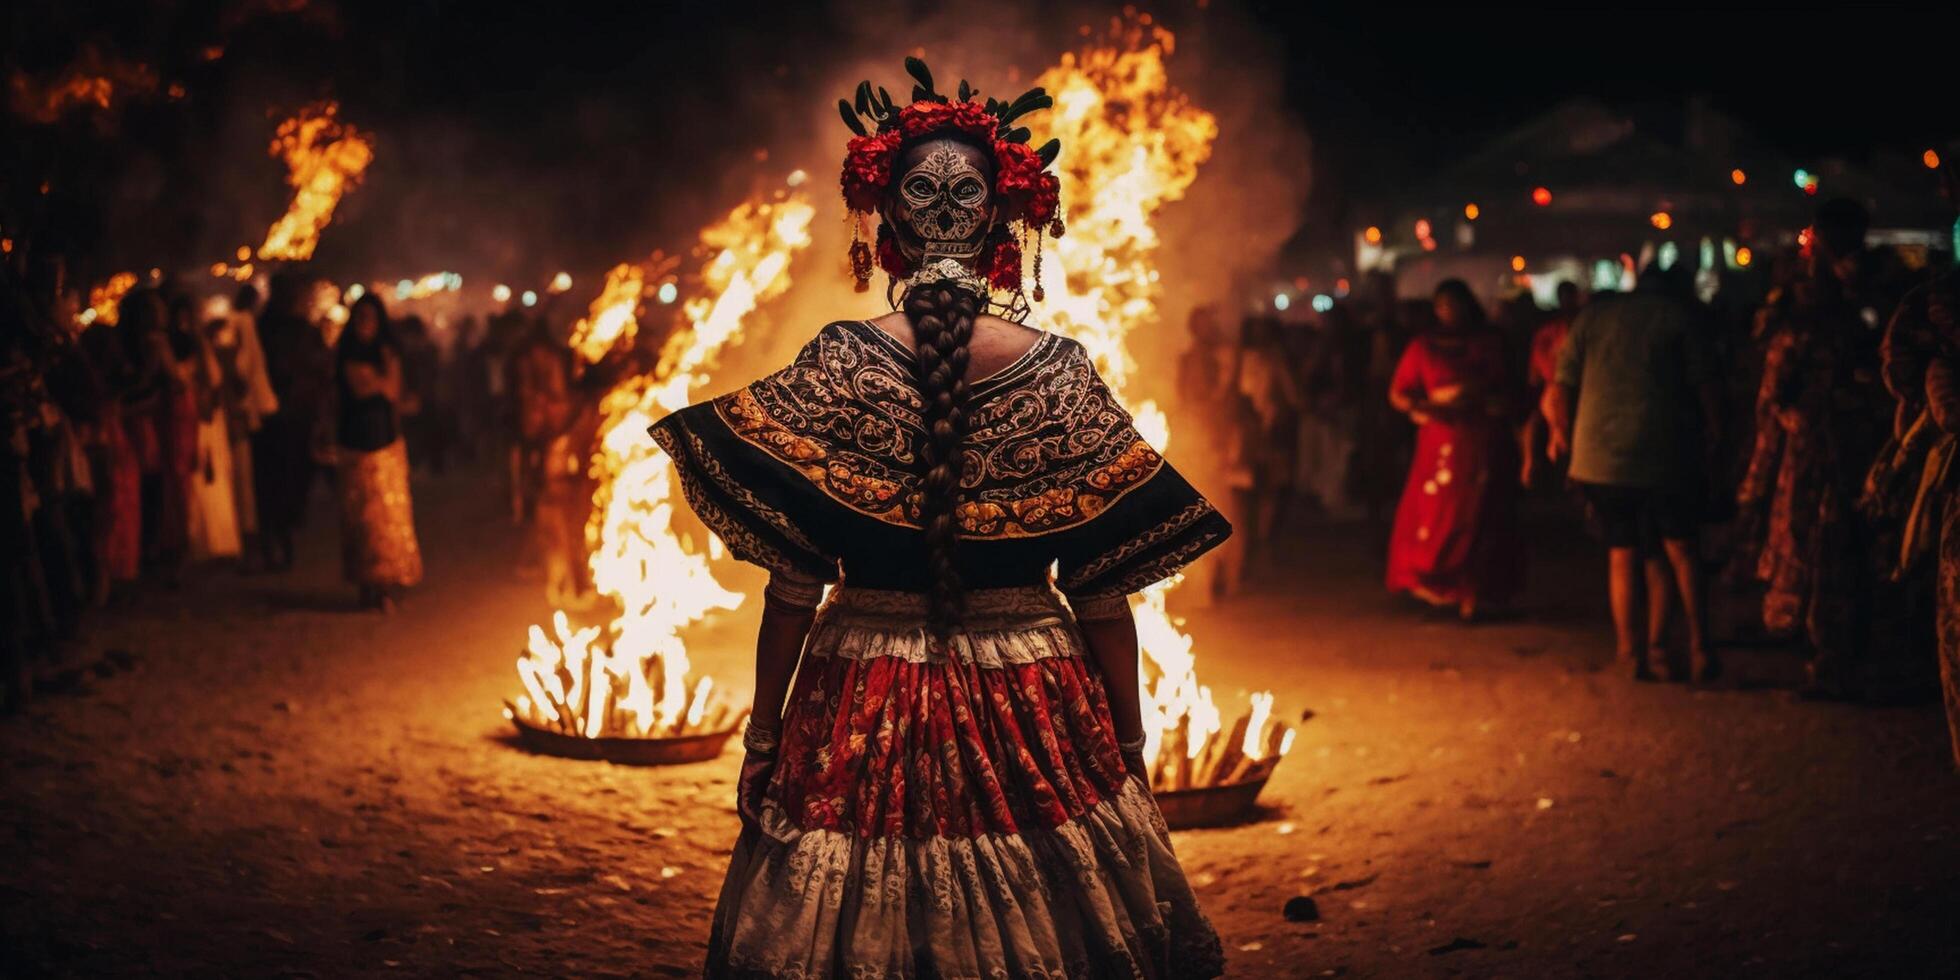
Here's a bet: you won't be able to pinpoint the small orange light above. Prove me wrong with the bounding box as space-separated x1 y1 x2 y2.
1364 226 1382 245
1464 202 1480 221
1414 218 1432 239
1735 247 1753 267
1510 255 1526 272
1531 186 1553 207
1650 212 1673 230
1420 237 1438 252
1731 169 1747 185
1927 149 1943 170
235 245 250 261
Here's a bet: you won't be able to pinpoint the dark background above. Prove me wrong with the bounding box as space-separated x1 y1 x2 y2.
5 1 1953 283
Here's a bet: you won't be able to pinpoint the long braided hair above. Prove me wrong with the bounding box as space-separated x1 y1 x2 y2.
903 280 981 641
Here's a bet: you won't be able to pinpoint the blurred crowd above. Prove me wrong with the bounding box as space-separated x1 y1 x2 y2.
0 253 618 709
9 196 1960 769
1182 197 1960 767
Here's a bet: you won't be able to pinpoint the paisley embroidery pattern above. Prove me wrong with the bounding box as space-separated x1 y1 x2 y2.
715 321 1165 538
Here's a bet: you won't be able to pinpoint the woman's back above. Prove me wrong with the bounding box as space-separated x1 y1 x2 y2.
652 317 1228 596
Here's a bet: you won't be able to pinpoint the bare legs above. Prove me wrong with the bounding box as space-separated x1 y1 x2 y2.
1661 537 1718 681
1607 539 1716 683
1607 547 1651 679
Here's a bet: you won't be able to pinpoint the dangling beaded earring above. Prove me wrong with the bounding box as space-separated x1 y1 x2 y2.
848 214 873 293
1030 225 1045 303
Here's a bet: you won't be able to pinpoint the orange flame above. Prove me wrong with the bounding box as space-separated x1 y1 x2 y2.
1031 12 1293 787
8 48 157 124
80 272 140 327
256 102 374 261
509 184 815 739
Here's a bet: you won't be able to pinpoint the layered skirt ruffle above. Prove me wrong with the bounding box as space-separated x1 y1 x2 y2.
707 587 1224 980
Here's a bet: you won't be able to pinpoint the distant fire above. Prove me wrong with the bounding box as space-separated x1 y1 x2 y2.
1032 12 1294 789
80 272 140 327
9 48 157 124
256 102 374 262
507 184 814 741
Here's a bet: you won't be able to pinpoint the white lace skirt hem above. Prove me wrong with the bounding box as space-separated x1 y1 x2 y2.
705 778 1225 980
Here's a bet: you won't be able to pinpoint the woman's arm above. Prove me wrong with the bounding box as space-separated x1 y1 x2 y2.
377 349 404 402
750 598 817 731
736 574 821 830
1074 596 1150 782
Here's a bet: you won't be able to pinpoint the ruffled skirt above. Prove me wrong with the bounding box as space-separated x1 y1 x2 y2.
706 586 1224 980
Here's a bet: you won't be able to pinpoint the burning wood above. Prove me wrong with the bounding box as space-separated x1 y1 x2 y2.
256 101 374 262
506 182 813 753
1032 15 1294 794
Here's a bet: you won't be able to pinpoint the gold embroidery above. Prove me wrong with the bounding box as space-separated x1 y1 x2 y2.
1059 500 1217 595
714 322 1165 539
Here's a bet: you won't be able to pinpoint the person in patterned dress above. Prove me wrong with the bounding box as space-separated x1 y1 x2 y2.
651 61 1230 979
1872 267 1960 765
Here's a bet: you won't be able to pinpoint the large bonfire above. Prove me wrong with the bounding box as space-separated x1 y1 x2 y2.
508 186 815 740
1031 13 1294 788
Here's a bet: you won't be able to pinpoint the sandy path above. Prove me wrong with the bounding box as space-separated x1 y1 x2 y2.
4 469 1957 978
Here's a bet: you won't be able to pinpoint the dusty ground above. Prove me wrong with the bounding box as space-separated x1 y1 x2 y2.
4 467 1959 979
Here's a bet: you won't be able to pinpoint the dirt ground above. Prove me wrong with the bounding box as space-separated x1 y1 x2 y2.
4 467 1959 979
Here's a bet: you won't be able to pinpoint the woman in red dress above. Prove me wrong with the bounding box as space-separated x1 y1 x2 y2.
653 60 1230 978
1385 280 1523 619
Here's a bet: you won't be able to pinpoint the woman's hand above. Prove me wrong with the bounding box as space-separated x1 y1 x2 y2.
736 722 781 832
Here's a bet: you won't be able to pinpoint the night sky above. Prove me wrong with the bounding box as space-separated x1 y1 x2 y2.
6 2 1953 280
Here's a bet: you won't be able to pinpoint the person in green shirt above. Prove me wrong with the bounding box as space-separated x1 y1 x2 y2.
1547 269 1723 682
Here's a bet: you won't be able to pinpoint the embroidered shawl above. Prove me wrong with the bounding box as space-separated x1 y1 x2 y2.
649 320 1230 599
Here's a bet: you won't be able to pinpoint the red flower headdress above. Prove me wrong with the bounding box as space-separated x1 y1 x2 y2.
839 57 1064 309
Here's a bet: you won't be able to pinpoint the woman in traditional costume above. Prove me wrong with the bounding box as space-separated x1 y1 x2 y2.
332 294 422 611
651 60 1230 979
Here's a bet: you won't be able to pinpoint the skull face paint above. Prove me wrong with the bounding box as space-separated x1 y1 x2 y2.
887 139 994 266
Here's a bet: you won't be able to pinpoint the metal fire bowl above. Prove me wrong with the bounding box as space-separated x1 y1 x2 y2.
1153 776 1272 830
508 715 740 766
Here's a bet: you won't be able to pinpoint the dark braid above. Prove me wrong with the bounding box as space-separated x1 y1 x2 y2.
903 282 981 641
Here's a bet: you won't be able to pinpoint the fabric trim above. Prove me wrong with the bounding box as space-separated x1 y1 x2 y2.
808 586 1085 666
707 777 1227 980
648 414 835 581
1068 594 1132 623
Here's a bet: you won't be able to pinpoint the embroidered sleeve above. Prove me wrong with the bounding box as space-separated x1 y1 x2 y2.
647 332 842 582
1052 352 1232 601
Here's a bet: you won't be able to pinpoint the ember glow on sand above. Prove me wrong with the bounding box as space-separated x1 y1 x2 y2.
506 187 815 742
1030 14 1295 791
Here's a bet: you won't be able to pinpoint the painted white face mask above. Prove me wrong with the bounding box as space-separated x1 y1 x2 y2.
897 145 991 264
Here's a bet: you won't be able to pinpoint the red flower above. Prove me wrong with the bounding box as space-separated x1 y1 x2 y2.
875 222 909 278
992 140 1059 225
840 131 903 213
841 99 1061 235
898 100 996 142
984 232 1022 291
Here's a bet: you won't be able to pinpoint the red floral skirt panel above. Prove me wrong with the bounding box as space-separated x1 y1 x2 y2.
767 587 1132 841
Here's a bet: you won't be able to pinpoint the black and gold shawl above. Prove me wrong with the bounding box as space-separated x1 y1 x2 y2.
649 320 1231 600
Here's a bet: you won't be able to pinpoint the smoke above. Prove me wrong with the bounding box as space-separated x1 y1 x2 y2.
704 1 1315 397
